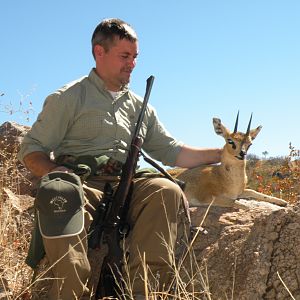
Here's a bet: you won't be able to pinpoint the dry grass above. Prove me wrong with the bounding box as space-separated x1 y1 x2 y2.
247 143 300 203
0 158 34 299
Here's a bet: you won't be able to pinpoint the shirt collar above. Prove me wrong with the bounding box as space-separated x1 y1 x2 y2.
88 68 129 95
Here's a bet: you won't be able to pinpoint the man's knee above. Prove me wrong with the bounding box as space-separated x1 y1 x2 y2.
147 177 183 197
154 177 184 208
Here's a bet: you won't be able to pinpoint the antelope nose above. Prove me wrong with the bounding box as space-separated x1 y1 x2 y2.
240 150 246 158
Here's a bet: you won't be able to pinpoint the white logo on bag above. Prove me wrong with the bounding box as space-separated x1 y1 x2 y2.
50 196 68 212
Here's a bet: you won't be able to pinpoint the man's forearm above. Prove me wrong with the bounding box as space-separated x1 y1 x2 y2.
175 145 222 168
23 151 59 177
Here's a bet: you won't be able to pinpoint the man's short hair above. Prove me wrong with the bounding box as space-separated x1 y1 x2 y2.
91 18 138 58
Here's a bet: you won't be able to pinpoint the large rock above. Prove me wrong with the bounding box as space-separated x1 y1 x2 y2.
189 201 300 299
0 121 30 154
0 121 36 195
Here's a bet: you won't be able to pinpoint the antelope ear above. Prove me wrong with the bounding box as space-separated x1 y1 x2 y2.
213 118 230 138
250 125 262 140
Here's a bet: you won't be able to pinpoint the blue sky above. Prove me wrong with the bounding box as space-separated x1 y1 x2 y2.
1 0 299 159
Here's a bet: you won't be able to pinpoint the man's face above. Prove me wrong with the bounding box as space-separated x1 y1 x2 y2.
95 37 139 91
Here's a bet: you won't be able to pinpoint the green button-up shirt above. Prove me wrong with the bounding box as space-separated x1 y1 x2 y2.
18 69 183 166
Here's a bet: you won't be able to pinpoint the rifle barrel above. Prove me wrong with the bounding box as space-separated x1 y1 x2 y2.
134 75 155 137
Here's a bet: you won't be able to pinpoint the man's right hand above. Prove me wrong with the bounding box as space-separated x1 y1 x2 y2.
23 151 72 177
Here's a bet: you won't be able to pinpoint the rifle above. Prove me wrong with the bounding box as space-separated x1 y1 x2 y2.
95 75 155 299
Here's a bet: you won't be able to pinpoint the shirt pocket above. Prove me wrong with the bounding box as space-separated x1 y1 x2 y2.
66 111 115 140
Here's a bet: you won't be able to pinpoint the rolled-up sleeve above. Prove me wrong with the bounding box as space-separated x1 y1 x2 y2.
18 93 72 164
142 107 183 167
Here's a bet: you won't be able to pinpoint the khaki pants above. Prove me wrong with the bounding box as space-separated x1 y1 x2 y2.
42 175 190 299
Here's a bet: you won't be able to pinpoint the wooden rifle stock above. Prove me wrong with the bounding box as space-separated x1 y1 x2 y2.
96 76 155 299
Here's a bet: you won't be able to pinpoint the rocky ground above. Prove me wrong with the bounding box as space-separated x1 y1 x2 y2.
190 201 300 299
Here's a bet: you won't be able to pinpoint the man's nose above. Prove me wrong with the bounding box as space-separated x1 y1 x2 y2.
128 58 136 68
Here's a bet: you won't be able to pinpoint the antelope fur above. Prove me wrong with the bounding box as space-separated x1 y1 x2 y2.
169 116 288 209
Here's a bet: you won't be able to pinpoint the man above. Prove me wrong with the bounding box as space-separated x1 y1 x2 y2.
18 18 222 299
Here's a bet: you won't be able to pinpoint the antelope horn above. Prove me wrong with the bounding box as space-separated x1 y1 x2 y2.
233 111 239 133
246 113 253 135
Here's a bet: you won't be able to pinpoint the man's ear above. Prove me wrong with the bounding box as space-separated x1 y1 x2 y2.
94 44 105 59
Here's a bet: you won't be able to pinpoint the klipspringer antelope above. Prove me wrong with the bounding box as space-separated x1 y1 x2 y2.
169 113 288 209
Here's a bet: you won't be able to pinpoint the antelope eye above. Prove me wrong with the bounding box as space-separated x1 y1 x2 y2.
227 139 236 149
